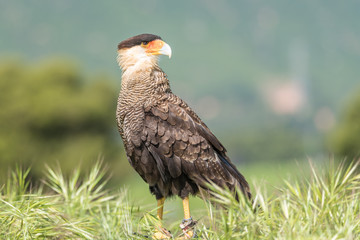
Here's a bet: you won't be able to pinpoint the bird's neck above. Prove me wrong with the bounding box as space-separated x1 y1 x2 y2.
117 50 171 108
117 48 159 76
120 64 171 102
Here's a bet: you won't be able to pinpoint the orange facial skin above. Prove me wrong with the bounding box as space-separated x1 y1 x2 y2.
144 39 165 55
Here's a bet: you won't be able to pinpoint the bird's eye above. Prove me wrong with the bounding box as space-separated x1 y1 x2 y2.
142 41 149 46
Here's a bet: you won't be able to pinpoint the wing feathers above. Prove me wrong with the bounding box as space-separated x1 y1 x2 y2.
167 154 182 178
140 96 250 198
148 145 168 182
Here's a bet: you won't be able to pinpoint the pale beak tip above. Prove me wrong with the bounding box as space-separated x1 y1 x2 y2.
160 42 172 59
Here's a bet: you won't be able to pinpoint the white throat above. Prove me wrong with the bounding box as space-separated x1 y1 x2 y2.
117 46 159 78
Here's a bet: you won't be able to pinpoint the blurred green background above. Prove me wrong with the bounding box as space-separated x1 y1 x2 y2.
1 0 359 198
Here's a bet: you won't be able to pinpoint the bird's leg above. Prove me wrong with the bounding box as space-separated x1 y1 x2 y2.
183 196 191 220
153 197 171 239
157 197 165 220
179 197 197 239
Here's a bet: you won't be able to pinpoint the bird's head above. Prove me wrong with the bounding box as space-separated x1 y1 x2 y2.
117 34 172 72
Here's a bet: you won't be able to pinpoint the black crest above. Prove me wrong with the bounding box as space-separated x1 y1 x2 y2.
118 34 162 50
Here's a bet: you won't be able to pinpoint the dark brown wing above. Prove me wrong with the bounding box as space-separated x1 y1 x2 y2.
142 95 251 199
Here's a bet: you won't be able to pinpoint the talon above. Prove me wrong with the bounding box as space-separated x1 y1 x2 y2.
179 217 197 239
152 227 172 239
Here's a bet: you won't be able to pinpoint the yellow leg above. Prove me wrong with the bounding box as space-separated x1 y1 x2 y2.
182 197 191 220
153 198 171 239
180 197 195 239
157 197 165 220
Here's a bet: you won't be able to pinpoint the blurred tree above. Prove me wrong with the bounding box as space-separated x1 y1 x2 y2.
329 91 360 160
0 59 125 182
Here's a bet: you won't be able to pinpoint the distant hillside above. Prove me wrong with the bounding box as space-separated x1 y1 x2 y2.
1 1 359 162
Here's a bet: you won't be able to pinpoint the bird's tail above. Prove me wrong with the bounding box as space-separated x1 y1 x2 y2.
217 153 252 200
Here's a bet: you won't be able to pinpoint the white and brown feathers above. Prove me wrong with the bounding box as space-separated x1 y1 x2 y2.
116 34 251 200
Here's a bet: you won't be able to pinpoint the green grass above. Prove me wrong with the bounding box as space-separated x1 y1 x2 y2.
0 160 359 239
122 158 315 224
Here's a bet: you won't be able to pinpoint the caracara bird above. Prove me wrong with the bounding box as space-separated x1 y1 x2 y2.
116 34 251 239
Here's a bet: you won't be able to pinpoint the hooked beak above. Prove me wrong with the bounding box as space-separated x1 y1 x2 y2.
145 39 172 59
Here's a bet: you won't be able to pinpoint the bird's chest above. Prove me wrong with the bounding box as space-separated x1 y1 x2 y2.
116 79 159 127
116 71 164 155
116 90 158 152
116 94 145 142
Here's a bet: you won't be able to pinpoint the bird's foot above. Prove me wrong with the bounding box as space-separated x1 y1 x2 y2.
179 217 197 239
152 227 172 239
